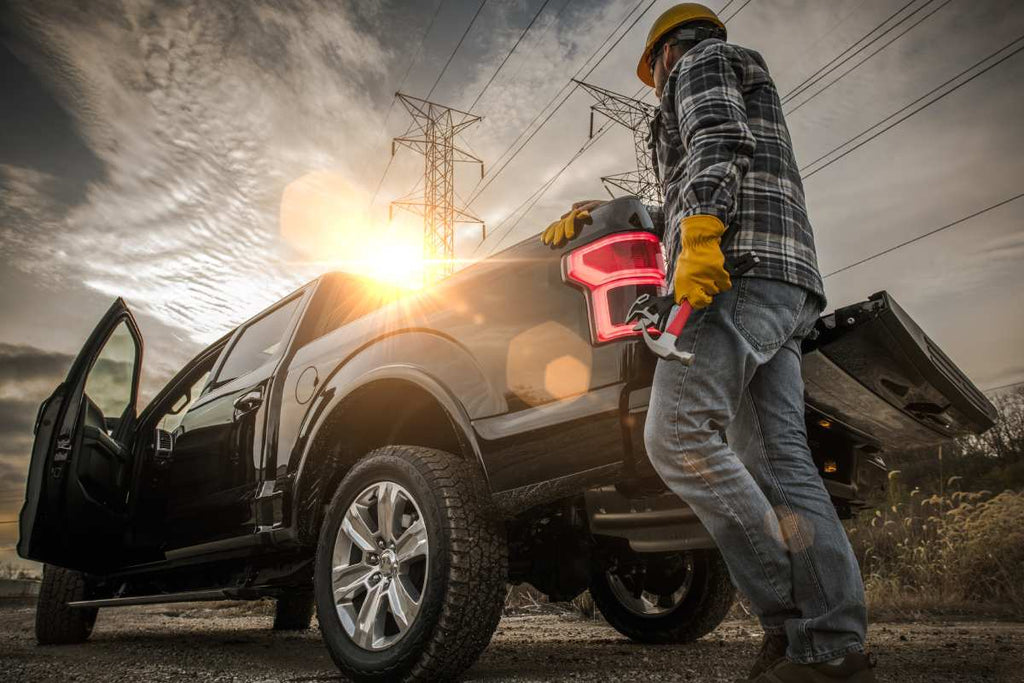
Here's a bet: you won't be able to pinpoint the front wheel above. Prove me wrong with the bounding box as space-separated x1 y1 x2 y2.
314 445 507 682
35 564 98 645
590 549 734 644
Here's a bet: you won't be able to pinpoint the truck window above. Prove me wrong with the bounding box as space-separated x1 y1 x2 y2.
83 320 139 423
296 275 404 348
215 296 302 385
157 369 211 434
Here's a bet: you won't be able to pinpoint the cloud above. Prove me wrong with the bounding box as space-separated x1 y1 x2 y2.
0 343 73 394
0 345 68 559
0 0 1021 395
1 0 401 343
0 344 72 484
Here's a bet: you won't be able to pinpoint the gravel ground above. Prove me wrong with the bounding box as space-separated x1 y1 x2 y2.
0 598 1021 682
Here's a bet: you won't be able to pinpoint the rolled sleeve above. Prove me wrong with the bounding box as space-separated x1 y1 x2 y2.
674 43 756 225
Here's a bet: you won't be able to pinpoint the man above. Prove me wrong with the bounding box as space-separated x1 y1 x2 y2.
542 4 876 682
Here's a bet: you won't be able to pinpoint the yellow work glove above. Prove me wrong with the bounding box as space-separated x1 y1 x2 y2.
541 208 593 247
673 215 732 309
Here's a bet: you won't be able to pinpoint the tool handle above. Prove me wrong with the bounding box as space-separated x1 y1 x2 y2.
666 300 693 336
657 251 760 340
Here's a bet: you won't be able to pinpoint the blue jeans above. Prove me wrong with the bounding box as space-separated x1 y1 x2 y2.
643 277 867 664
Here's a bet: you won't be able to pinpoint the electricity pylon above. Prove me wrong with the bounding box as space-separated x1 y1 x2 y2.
389 93 484 282
574 80 661 205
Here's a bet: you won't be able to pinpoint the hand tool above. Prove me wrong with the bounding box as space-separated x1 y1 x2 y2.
627 250 760 364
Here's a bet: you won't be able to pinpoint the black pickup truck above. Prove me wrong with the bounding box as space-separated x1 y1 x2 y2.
19 198 995 681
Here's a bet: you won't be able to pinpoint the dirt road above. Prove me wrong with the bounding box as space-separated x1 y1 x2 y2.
0 599 1020 681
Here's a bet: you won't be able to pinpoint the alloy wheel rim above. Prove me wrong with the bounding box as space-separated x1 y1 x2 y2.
332 481 429 651
605 554 694 618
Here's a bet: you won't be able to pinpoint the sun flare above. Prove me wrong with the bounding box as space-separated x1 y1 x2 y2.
280 170 427 290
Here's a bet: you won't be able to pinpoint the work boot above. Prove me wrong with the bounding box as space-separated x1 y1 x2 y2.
750 652 878 683
747 631 789 679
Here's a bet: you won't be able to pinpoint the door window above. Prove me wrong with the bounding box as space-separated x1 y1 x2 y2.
83 320 139 421
157 369 212 433
215 296 302 385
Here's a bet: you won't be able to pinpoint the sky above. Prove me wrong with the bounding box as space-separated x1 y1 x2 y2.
0 0 1022 568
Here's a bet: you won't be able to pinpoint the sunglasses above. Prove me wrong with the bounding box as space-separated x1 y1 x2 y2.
647 38 688 74
647 40 674 74
647 26 722 74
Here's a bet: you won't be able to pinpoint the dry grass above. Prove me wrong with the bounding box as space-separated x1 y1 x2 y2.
0 562 39 581
848 472 1024 618
503 583 598 619
505 476 1024 624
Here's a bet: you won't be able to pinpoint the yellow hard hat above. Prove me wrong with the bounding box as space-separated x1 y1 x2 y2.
636 3 726 86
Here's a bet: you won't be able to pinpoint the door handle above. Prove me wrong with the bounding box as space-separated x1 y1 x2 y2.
232 390 264 420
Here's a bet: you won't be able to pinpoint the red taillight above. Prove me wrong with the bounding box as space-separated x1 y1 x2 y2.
563 232 666 343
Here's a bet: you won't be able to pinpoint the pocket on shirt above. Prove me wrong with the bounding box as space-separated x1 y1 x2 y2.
732 277 808 352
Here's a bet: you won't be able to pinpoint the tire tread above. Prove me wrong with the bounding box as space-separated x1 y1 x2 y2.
317 445 507 682
590 550 734 644
35 564 97 645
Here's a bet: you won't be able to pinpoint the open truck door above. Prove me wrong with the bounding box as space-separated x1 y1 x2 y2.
18 298 144 571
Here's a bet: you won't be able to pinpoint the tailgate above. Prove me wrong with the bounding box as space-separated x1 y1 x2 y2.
802 291 996 449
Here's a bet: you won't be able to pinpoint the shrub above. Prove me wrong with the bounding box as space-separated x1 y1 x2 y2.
848 473 1024 615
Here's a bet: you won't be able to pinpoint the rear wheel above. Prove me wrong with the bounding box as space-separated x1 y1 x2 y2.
314 445 507 682
35 564 98 645
590 549 734 644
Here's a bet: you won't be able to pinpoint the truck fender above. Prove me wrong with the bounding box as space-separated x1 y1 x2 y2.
286 342 492 543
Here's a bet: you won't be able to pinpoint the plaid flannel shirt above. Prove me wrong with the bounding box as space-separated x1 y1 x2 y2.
646 38 825 304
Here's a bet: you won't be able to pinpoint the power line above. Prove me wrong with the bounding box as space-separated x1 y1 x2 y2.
774 0 871 81
802 35 1024 179
368 154 397 209
500 0 580 89
371 0 490 211
467 0 755 209
483 122 616 254
465 0 656 206
576 80 661 203
469 0 755 253
494 133 612 249
717 0 739 17
370 0 447 210
721 0 755 24
389 94 484 282
467 0 554 112
426 0 490 100
471 126 609 256
381 0 447 131
476 85 650 255
786 0 955 115
781 0 917 104
823 192 1024 279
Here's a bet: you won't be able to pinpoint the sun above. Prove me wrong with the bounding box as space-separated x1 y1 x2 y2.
280 170 427 290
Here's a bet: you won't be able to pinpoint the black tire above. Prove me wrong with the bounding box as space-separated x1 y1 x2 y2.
274 591 315 631
314 445 507 682
590 549 734 644
35 564 98 645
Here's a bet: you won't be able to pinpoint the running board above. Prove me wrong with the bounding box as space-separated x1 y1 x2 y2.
68 589 229 609
584 486 716 553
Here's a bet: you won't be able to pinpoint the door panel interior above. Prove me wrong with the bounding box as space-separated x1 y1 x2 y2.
17 299 144 571
76 395 138 511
